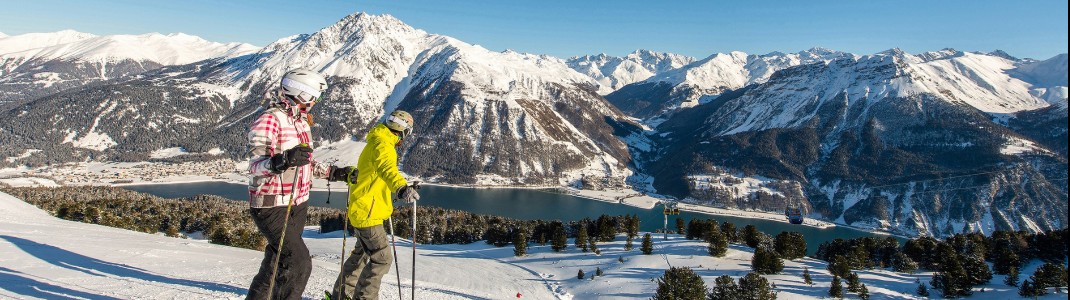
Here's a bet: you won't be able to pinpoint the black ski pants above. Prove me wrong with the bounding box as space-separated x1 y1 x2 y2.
246 202 311 300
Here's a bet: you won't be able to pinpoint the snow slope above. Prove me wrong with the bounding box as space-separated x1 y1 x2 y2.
0 191 555 299
4 191 1060 299
0 30 96 56
0 31 258 66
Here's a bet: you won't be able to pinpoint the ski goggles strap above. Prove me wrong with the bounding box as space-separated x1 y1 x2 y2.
281 78 323 101
388 115 412 131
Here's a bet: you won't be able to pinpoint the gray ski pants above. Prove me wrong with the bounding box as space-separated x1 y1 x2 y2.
332 224 393 300
246 202 311 300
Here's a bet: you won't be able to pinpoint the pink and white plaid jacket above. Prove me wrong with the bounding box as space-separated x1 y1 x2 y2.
247 106 329 208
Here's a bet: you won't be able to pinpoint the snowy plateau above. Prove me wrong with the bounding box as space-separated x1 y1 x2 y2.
0 11 1066 253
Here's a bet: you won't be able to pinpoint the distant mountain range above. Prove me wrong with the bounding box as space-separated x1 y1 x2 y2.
649 48 1066 237
0 12 1065 238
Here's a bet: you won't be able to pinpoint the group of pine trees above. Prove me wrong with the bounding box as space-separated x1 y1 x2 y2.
682 218 808 275
816 229 1068 298
653 267 777 300
2 186 338 250
324 202 645 251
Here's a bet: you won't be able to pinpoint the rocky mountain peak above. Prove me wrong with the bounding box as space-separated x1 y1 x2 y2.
987 49 1019 61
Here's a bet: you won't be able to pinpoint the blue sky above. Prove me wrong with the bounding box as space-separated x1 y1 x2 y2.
2 0 1067 60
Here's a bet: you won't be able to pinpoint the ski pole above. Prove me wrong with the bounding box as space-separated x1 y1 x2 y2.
410 181 420 300
336 182 351 298
267 161 302 300
389 216 403 300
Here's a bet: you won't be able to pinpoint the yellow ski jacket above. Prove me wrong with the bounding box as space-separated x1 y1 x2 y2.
347 123 408 228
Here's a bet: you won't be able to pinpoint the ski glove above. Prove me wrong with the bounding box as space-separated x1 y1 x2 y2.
396 185 420 204
268 145 313 174
327 166 357 183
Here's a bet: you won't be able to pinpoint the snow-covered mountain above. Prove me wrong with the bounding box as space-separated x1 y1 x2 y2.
605 48 854 120
566 50 695 94
0 30 96 56
0 13 634 186
647 48 1068 238
0 30 258 108
0 31 257 66
1012 53 1069 111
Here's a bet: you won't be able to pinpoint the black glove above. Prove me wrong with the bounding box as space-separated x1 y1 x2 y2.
327 166 357 183
268 145 313 174
396 185 420 204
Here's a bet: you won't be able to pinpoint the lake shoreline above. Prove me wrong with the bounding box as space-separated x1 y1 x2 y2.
109 177 902 237
5 172 908 239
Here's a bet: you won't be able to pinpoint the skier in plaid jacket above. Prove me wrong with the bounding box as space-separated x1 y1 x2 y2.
245 68 353 300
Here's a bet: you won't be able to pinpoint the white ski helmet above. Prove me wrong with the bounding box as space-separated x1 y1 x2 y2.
384 110 414 140
280 68 328 105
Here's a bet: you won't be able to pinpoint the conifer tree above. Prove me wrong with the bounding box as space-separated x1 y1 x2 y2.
773 231 806 260
1030 262 1068 293
1004 266 1019 287
551 226 568 252
829 275 843 298
803 267 813 286
577 269 585 280
626 214 640 238
596 214 616 242
641 233 654 255
916 282 929 297
708 275 740 300
652 267 706 300
892 251 918 273
737 272 777 300
721 222 739 244
858 283 870 300
1018 279 1040 298
743 225 762 248
675 218 685 235
625 235 634 251
576 224 589 252
962 254 992 286
707 229 728 257
618 256 625 263
538 233 547 246
165 223 181 237
513 230 528 257
686 219 700 240
846 272 861 293
751 246 784 274
588 236 600 255
991 245 1020 275
934 247 972 297
595 267 604 277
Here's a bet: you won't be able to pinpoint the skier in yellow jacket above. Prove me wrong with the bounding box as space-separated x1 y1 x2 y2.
331 110 420 300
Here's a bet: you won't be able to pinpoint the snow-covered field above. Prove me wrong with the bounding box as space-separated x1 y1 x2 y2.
4 191 1062 299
